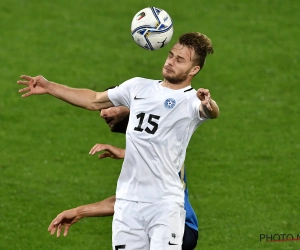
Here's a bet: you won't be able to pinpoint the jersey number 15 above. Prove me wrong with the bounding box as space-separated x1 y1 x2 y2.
134 112 160 135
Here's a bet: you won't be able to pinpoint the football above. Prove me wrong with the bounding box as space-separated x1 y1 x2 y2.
131 7 174 51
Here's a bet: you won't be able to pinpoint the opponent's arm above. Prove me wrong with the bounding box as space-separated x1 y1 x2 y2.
48 195 116 237
89 143 125 159
48 144 125 237
18 75 113 110
197 88 220 119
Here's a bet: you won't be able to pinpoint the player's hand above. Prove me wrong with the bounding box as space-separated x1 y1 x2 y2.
89 144 125 159
196 88 212 111
17 75 50 97
48 209 81 237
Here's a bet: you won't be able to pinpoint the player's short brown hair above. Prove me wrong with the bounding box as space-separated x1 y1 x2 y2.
178 32 214 70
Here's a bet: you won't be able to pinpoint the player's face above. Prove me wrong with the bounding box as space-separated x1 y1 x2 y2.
162 43 199 84
100 106 130 133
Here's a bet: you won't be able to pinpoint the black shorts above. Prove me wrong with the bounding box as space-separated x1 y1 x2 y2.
182 224 198 250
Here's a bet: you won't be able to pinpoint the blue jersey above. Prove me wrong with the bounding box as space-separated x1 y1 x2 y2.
179 168 198 231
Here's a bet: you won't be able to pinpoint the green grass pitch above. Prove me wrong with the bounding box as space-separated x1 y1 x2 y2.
0 0 299 249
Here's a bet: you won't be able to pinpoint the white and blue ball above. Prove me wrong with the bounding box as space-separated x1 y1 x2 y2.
131 7 174 51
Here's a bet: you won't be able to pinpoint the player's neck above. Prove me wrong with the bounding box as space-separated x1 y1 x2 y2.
161 79 191 90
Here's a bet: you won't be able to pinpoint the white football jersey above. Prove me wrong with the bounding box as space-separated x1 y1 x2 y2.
108 77 207 203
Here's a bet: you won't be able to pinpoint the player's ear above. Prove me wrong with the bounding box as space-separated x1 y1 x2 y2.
190 65 200 76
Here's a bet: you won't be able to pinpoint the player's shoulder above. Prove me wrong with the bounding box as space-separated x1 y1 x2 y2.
182 87 201 108
124 77 160 90
130 77 158 84
121 77 155 85
183 86 197 93
182 86 198 99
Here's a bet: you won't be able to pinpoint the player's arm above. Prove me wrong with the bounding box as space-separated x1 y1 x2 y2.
197 88 220 119
89 143 125 159
199 99 219 119
17 75 113 110
48 195 116 237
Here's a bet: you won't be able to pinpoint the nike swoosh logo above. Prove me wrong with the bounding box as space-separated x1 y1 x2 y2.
134 95 145 100
168 241 178 245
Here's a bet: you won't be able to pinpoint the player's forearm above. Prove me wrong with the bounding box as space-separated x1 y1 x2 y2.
77 196 115 218
200 99 219 119
119 148 126 159
208 99 219 118
47 81 112 111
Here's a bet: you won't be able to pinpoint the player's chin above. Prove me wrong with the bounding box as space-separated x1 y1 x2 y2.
163 75 181 84
162 70 174 80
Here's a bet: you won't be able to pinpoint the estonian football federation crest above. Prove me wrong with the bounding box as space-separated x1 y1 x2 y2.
164 98 176 109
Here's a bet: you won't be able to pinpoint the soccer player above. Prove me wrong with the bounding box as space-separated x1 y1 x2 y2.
48 105 199 250
18 32 219 249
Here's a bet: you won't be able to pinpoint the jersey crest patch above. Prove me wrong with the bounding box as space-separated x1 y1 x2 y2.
164 98 176 109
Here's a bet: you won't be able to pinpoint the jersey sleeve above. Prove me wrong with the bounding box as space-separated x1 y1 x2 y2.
107 78 138 108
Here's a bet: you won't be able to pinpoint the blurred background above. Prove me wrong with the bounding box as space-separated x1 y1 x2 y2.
0 0 299 249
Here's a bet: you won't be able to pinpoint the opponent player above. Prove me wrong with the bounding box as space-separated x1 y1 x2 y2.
48 105 199 250
18 32 219 249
